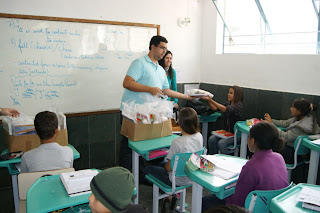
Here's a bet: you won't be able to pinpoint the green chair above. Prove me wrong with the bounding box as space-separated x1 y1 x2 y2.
244 182 293 213
145 147 205 213
286 136 310 182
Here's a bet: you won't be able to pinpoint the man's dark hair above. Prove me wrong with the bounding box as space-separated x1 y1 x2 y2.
149 35 168 50
34 111 58 140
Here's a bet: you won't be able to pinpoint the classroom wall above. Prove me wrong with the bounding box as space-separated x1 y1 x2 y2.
1 0 204 84
201 0 320 96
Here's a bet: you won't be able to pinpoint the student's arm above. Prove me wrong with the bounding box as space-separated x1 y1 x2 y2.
164 159 171 172
123 75 164 96
163 88 194 100
201 96 227 112
0 108 20 117
226 164 256 207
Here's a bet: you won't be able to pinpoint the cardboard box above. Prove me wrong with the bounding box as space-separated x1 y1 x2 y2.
121 117 172 141
4 128 68 152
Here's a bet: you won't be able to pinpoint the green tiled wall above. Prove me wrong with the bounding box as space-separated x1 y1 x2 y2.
0 83 319 202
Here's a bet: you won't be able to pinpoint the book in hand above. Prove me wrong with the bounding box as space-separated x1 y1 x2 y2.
60 169 99 197
211 130 234 139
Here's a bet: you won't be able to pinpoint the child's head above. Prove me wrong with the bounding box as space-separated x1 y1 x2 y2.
89 167 135 213
228 85 243 104
248 122 285 153
34 111 58 140
178 107 200 134
291 98 317 119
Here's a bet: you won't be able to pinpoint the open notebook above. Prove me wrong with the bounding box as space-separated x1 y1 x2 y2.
201 155 244 180
60 169 99 197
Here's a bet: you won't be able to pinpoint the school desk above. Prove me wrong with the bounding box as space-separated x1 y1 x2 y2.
302 138 320 184
198 112 221 148
26 169 98 213
0 144 80 213
128 134 180 204
185 154 248 213
233 121 250 158
234 121 286 158
270 183 320 213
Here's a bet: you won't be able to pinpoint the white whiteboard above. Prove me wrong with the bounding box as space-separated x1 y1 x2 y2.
0 15 158 116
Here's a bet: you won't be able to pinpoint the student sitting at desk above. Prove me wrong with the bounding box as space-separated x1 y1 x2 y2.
20 111 73 173
263 98 320 164
202 122 288 212
202 85 243 155
144 107 203 211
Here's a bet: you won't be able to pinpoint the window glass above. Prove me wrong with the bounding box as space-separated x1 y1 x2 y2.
214 0 320 54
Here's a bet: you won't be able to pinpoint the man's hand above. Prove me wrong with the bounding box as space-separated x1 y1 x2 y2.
1 108 20 117
149 87 164 96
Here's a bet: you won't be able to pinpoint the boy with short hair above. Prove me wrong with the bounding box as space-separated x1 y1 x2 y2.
20 111 73 173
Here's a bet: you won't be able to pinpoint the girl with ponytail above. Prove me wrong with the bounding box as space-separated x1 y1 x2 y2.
263 98 320 164
202 122 288 211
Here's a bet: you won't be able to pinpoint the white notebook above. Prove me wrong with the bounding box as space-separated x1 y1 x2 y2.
60 169 99 197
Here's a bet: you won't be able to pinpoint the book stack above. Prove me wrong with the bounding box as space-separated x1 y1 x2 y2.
60 169 99 197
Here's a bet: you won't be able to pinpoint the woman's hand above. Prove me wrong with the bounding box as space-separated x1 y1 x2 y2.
262 113 272 123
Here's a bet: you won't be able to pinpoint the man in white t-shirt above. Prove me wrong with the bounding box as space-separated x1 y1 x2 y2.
21 111 73 173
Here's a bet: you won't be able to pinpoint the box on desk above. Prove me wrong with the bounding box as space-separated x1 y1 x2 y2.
121 117 172 141
4 128 68 152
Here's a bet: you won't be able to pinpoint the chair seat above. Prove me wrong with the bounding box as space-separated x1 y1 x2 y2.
145 174 191 193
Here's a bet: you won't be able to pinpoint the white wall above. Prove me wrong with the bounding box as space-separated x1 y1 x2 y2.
201 0 320 96
1 0 203 84
3 0 319 96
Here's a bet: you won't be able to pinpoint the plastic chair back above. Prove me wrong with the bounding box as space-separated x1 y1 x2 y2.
170 147 205 177
244 182 293 213
18 167 75 200
294 136 310 156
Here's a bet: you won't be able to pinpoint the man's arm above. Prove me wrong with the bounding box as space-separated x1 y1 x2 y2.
163 88 194 100
123 75 164 96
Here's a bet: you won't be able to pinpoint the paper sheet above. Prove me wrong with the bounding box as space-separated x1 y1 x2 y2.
296 187 320 206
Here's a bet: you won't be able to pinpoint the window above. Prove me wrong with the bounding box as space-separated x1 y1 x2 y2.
213 0 320 54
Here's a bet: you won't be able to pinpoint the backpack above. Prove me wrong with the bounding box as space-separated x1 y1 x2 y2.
186 99 215 116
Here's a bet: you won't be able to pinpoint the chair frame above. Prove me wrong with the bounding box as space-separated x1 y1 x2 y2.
286 136 310 182
146 148 205 213
245 182 293 213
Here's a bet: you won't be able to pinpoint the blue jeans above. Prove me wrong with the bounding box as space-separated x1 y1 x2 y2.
208 135 238 155
202 195 226 212
144 161 172 186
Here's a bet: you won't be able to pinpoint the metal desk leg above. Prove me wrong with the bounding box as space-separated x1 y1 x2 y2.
132 150 139 204
307 150 319 184
191 181 203 213
202 122 208 148
12 174 19 213
240 132 248 159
